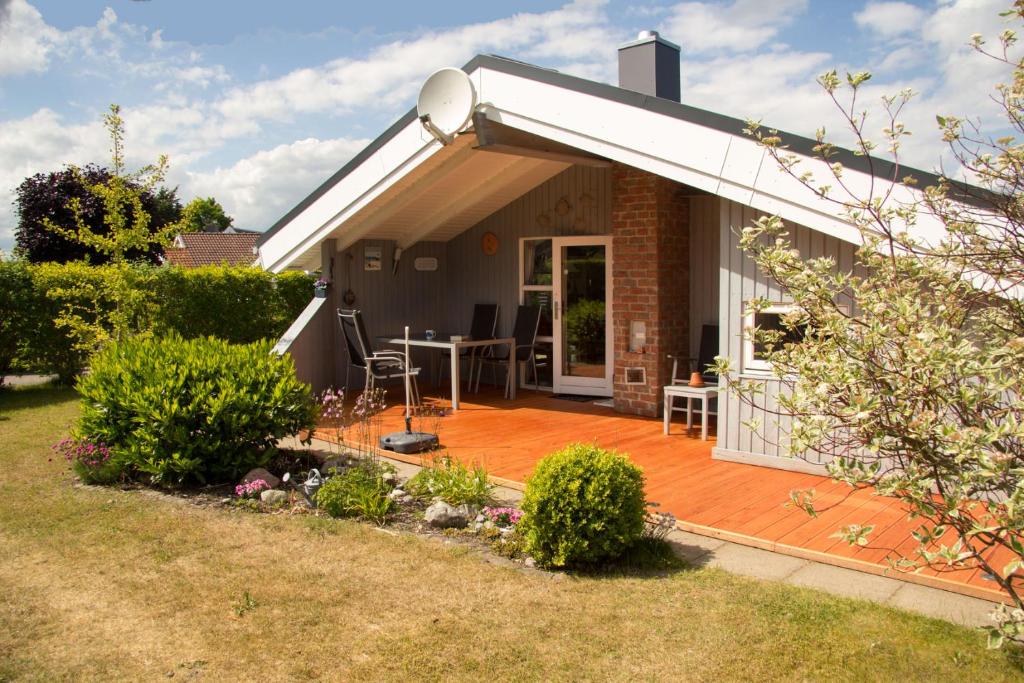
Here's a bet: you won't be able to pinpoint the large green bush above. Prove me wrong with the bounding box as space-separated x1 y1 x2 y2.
76 335 318 485
0 261 38 384
0 262 314 381
519 443 646 568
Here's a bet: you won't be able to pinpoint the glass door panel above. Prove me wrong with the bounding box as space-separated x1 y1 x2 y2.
561 245 607 380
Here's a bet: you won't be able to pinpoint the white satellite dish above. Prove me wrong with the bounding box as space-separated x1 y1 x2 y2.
416 67 476 145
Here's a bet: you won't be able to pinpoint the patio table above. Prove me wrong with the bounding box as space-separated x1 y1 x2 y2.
377 334 515 411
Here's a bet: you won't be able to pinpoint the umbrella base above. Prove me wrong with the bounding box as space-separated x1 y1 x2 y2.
379 431 439 454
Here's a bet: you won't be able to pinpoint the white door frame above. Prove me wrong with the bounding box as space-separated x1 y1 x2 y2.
518 236 613 396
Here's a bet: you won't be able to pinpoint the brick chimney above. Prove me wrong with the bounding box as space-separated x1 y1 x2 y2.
617 30 681 102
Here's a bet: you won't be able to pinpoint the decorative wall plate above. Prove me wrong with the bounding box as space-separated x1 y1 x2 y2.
481 231 499 256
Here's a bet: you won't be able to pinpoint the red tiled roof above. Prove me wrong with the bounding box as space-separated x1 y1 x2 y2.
163 233 259 268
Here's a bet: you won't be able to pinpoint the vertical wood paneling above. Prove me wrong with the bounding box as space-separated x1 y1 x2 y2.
445 165 612 338
688 196 720 358
717 198 859 463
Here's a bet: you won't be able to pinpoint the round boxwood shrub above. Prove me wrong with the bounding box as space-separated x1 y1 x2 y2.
75 334 317 486
519 443 646 568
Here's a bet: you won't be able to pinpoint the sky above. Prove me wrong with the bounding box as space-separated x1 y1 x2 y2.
0 0 1018 252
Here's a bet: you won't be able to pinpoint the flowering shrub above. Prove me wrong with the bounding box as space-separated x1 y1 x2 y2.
54 436 121 484
235 479 270 499
483 506 523 527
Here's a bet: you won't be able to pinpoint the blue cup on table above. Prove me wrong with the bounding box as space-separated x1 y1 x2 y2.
425 329 436 340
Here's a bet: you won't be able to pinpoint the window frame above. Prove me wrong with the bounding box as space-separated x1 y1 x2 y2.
742 302 802 374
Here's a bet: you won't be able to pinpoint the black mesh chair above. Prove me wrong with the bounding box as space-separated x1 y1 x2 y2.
337 308 420 403
474 305 541 398
439 303 499 387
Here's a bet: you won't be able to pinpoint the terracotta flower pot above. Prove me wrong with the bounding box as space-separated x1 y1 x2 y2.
688 371 705 387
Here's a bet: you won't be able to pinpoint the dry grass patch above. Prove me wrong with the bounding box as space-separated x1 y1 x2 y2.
0 385 1022 681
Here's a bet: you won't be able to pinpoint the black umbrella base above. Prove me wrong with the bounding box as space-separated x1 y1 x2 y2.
380 431 439 454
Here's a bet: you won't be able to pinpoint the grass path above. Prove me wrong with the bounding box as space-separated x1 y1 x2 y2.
0 385 1021 681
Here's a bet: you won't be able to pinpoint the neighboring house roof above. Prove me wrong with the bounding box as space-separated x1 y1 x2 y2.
164 232 259 268
257 53 983 273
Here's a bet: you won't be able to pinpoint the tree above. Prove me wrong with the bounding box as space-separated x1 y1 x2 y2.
41 104 192 355
14 165 182 264
719 5 1024 647
181 196 234 233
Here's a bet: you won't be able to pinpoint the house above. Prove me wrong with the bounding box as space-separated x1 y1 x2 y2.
163 228 260 268
256 31 958 477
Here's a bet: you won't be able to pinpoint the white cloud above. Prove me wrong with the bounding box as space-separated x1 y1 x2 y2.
854 2 927 38
213 0 615 126
0 0 62 76
660 0 808 54
185 137 370 230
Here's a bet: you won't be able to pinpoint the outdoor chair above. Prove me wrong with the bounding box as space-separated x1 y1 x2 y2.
337 308 421 404
473 305 541 399
438 303 499 388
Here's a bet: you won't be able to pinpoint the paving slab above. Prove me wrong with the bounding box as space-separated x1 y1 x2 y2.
704 541 809 581
665 528 726 567
785 562 902 603
887 582 995 627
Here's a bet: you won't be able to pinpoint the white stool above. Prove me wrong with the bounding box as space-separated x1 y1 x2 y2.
663 384 719 440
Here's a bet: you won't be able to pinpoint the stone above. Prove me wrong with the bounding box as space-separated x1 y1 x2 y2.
382 471 398 485
261 489 289 506
241 467 280 489
400 495 414 504
320 457 348 475
388 488 406 500
524 557 537 568
424 501 478 528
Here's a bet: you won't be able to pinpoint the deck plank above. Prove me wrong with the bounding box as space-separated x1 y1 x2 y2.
317 387 1012 602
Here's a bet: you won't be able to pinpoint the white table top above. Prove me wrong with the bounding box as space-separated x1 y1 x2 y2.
377 335 514 350
664 383 719 396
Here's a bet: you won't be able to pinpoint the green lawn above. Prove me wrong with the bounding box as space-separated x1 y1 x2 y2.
1 385 1021 681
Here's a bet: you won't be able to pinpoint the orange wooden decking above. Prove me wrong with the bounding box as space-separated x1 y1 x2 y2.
318 387 1014 603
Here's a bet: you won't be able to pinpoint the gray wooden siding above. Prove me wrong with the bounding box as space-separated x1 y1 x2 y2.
445 165 612 337
688 196 720 359
330 240 449 386
715 198 858 466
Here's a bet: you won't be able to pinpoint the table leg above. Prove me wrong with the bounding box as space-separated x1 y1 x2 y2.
508 352 517 400
663 390 670 435
451 345 461 411
701 396 709 441
686 397 693 431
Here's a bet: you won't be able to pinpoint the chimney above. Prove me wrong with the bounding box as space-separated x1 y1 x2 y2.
617 30 681 102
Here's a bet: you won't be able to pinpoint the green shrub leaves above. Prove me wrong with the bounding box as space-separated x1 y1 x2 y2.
519 443 646 568
76 335 317 486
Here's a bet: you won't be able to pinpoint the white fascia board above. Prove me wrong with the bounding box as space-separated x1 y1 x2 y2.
476 67 951 248
259 120 444 273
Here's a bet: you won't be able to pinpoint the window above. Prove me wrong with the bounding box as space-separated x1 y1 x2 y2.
742 303 805 373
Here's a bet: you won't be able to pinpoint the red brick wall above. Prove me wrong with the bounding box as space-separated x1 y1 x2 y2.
611 164 689 416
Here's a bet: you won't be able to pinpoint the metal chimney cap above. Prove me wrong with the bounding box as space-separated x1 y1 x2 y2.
618 30 681 52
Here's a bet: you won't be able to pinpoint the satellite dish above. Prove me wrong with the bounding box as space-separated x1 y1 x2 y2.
416 67 476 145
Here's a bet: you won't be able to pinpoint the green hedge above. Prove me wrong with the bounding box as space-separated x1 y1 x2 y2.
76 335 318 485
0 261 314 382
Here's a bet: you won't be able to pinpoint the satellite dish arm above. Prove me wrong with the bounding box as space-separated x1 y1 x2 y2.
419 114 454 146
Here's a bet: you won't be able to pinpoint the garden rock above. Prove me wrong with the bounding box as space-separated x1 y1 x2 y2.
424 501 478 528
388 488 407 500
382 471 398 486
320 457 348 475
261 489 288 506
241 468 280 489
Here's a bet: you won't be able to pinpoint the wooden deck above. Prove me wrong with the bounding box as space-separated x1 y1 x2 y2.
319 387 1013 603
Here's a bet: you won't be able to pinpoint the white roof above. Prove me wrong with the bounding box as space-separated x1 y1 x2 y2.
257 55 963 273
